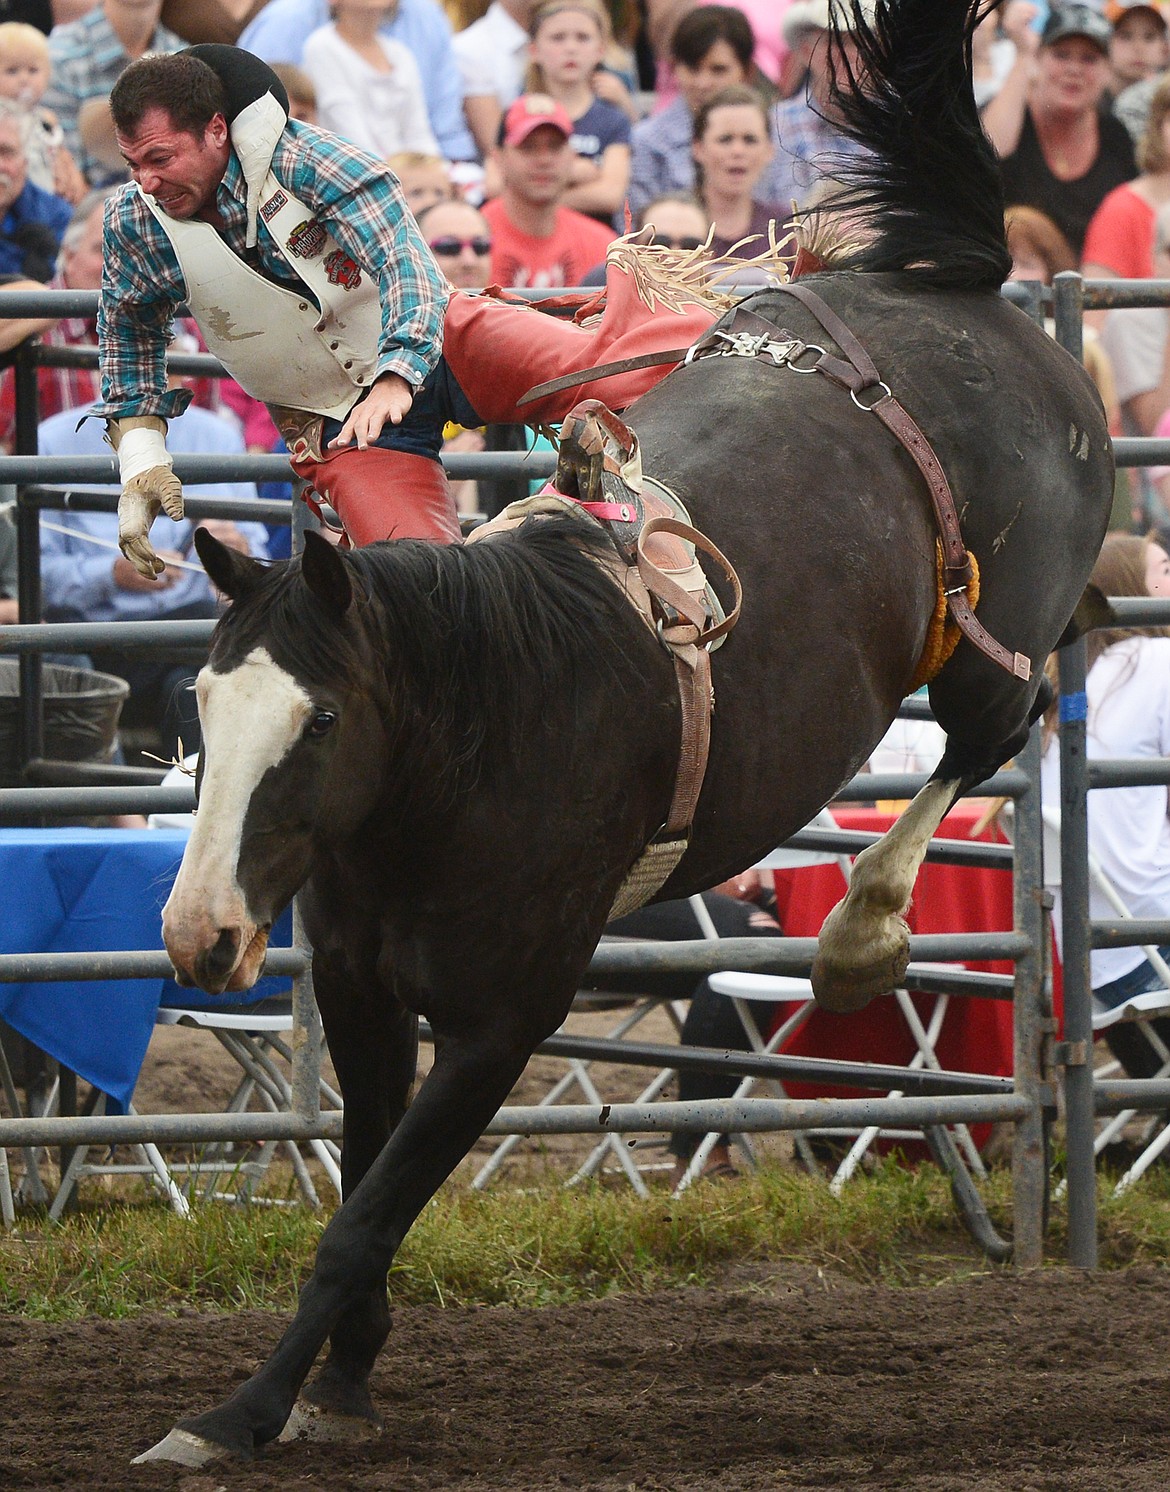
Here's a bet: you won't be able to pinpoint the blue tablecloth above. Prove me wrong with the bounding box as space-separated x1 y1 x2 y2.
0 828 292 1109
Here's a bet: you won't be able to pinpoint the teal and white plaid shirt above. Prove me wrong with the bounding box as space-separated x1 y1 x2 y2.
96 120 447 422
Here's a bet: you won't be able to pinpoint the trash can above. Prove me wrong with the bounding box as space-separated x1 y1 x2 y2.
0 659 130 789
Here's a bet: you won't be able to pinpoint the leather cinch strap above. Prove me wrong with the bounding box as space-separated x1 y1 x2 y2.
635 515 742 837
727 285 1031 683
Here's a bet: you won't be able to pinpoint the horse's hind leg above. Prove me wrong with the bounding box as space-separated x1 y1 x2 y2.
811 655 1050 1015
811 776 960 1012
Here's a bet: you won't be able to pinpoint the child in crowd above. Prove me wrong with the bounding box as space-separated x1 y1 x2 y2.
524 0 631 222
302 0 439 159
385 151 456 217
0 21 84 203
270 62 317 125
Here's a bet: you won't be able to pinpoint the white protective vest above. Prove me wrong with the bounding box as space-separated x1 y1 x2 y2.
141 174 383 421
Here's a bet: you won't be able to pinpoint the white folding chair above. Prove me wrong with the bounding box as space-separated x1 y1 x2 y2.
49 997 343 1218
695 803 987 1191
1038 804 1170 1195
673 807 856 1191
701 965 985 1192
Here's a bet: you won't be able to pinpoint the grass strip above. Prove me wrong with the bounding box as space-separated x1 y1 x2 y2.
2 1159 1170 1321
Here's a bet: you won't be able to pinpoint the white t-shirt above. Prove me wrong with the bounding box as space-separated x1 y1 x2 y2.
451 0 528 106
1100 304 1166 411
303 24 440 159
1041 635 1170 988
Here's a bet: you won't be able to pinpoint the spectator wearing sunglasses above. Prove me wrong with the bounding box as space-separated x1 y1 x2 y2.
416 197 493 516
418 197 493 290
635 191 710 252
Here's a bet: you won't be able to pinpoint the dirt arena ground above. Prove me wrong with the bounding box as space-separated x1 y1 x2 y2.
4 1265 1170 1491
7 1015 1170 1490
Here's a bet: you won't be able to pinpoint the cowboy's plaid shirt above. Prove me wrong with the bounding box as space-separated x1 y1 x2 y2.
95 119 447 423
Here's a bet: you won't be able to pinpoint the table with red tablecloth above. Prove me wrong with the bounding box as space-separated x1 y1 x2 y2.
768 804 1017 1107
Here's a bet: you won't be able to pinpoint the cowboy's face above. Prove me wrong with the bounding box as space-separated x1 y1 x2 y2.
116 105 230 220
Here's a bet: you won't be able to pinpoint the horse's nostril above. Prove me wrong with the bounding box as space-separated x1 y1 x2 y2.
210 927 241 968
193 927 243 992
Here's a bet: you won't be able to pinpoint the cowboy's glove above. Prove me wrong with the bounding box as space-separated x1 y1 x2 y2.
108 415 184 579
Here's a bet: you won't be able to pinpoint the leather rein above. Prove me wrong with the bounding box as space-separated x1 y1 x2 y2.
521 282 1030 684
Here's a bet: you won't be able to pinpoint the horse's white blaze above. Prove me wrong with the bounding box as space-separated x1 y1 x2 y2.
162 647 312 984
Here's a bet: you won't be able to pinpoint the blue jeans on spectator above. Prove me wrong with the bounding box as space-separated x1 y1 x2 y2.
1095 947 1170 1081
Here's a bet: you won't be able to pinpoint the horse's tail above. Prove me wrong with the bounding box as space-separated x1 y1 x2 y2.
827 0 1010 291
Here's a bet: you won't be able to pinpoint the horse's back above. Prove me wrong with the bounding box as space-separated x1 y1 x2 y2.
626 272 1113 885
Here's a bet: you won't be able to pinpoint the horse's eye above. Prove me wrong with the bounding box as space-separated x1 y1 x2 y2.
306 710 337 738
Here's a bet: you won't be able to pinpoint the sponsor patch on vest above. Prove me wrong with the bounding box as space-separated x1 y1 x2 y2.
323 249 362 290
287 218 327 258
260 190 287 222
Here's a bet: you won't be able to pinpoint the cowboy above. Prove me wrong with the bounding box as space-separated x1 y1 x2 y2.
99 46 725 576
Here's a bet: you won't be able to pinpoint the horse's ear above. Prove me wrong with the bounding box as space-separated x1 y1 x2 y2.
300 529 353 615
193 526 265 600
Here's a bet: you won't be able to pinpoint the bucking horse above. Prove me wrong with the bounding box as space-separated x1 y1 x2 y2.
138 0 1112 1465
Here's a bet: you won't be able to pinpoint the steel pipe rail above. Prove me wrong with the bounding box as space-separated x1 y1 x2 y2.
484 1093 1034 1134
24 485 293 522
0 785 195 817
0 948 306 981
0 1110 344 1147
1091 919 1170 948
0 449 557 483
832 768 1029 802
1113 438 1170 468
1104 597 1170 624
1095 1079 1170 1113
1087 758 1170 788
0 1092 1030 1149
486 1028 1016 1095
0 285 604 318
22 758 168 786
0 617 214 652
586 932 1030 977
782 826 1012 867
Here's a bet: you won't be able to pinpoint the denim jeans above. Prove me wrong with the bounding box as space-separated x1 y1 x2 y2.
1095 947 1170 1081
1094 947 1170 1010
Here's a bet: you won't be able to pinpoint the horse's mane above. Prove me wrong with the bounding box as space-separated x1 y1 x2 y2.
822 0 1011 291
215 517 660 796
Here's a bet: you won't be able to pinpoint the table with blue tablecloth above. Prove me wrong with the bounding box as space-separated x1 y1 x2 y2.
0 828 291 1110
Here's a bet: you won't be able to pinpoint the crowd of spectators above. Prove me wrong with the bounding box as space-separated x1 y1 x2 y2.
0 5 1165 709
0 2 1164 725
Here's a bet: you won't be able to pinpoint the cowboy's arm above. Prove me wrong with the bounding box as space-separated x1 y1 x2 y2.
96 192 192 577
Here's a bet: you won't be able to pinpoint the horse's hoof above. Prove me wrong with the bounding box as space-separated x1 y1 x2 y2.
131 1427 232 1467
278 1399 383 1444
811 942 909 1014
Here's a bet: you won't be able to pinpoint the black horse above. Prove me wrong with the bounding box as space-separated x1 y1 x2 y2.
141 0 1112 1465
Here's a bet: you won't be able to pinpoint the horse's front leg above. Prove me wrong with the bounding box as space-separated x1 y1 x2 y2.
811 776 960 1013
282 950 420 1442
132 1015 542 1466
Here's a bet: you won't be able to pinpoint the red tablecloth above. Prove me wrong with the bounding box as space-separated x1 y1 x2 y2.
769 805 1016 1107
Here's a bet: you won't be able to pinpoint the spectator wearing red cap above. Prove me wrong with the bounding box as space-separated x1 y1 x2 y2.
481 92 616 287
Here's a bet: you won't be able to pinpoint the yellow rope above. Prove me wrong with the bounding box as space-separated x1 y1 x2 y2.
909 540 980 692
